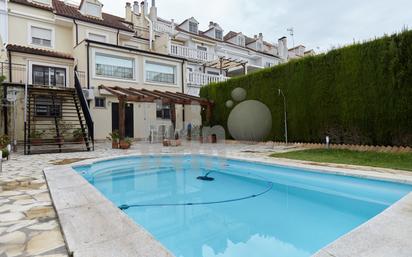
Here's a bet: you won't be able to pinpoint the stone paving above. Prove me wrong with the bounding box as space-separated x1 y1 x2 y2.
0 141 280 257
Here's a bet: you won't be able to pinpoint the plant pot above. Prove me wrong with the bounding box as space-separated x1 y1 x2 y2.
112 141 119 149
119 141 131 149
31 138 43 146
163 139 171 147
75 137 85 144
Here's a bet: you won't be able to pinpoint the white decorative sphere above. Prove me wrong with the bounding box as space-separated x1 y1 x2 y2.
227 100 272 141
231 88 247 102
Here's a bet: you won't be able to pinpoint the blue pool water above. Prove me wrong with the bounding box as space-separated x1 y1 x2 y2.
75 155 412 257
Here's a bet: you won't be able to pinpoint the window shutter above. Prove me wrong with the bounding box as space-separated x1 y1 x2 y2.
31 26 52 40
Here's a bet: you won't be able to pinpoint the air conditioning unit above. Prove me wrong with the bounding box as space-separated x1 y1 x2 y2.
82 89 94 100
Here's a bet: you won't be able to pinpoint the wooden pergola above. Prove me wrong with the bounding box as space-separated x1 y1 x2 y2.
204 57 248 75
99 86 214 140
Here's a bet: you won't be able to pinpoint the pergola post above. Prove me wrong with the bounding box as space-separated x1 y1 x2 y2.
242 63 247 75
171 104 177 131
118 96 126 140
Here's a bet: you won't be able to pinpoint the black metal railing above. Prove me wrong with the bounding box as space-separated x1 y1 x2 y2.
0 62 27 84
74 71 94 148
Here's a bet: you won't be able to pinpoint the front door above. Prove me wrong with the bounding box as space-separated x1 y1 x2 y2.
112 103 134 138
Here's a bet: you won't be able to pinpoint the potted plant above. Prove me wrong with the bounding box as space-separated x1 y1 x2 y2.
0 135 10 149
30 130 45 146
107 131 120 149
73 128 85 143
119 137 132 149
2 148 10 160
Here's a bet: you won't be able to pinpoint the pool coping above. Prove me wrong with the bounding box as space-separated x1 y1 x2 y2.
44 153 412 257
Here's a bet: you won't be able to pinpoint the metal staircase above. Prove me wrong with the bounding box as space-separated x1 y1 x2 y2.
24 73 94 154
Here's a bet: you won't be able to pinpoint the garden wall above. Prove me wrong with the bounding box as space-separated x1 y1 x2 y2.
200 31 412 146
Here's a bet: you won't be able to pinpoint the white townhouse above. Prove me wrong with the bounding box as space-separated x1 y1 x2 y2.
123 0 314 95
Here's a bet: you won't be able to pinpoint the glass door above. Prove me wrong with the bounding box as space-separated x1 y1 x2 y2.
32 65 66 87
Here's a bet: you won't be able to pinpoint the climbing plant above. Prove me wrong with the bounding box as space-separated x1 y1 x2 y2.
200 30 412 146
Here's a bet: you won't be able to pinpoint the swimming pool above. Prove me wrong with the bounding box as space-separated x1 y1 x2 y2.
75 155 412 257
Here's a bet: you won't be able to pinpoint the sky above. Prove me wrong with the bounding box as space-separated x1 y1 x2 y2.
91 0 411 52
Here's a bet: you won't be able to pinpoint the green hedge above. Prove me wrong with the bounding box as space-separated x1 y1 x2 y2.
200 30 412 146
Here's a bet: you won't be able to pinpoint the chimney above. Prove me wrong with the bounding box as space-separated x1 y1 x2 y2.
209 21 214 29
259 33 263 40
254 35 257 39
133 1 139 14
125 2 132 22
278 36 288 60
149 0 157 20
140 1 146 16
144 0 149 16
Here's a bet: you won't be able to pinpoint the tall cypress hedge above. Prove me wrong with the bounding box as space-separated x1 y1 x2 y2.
200 31 412 146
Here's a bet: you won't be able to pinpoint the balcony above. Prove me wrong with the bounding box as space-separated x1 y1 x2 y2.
153 21 175 35
187 72 228 86
170 44 216 63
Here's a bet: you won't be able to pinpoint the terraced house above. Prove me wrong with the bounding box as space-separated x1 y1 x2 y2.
0 0 312 154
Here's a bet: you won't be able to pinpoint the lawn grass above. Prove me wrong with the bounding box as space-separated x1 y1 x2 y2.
270 149 412 171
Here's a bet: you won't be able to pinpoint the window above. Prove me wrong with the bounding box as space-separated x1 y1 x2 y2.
145 61 176 84
265 62 273 68
85 2 101 17
94 97 106 108
238 36 245 47
197 46 207 52
189 21 198 33
31 26 52 47
88 33 106 43
32 0 51 6
156 103 171 120
35 96 62 117
215 30 223 40
95 53 134 80
32 65 66 87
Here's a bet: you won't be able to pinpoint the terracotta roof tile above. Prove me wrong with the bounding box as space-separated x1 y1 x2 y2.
10 0 134 32
10 0 53 11
7 44 74 60
52 0 134 32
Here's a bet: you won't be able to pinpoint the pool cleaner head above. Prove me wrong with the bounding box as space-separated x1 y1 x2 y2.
197 171 215 181
197 175 215 181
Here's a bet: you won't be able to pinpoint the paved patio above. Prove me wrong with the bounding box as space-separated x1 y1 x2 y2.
1 141 411 257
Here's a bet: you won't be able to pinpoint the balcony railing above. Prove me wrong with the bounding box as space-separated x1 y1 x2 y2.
153 21 175 34
187 72 228 86
170 44 216 63
1 62 27 84
0 62 86 87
